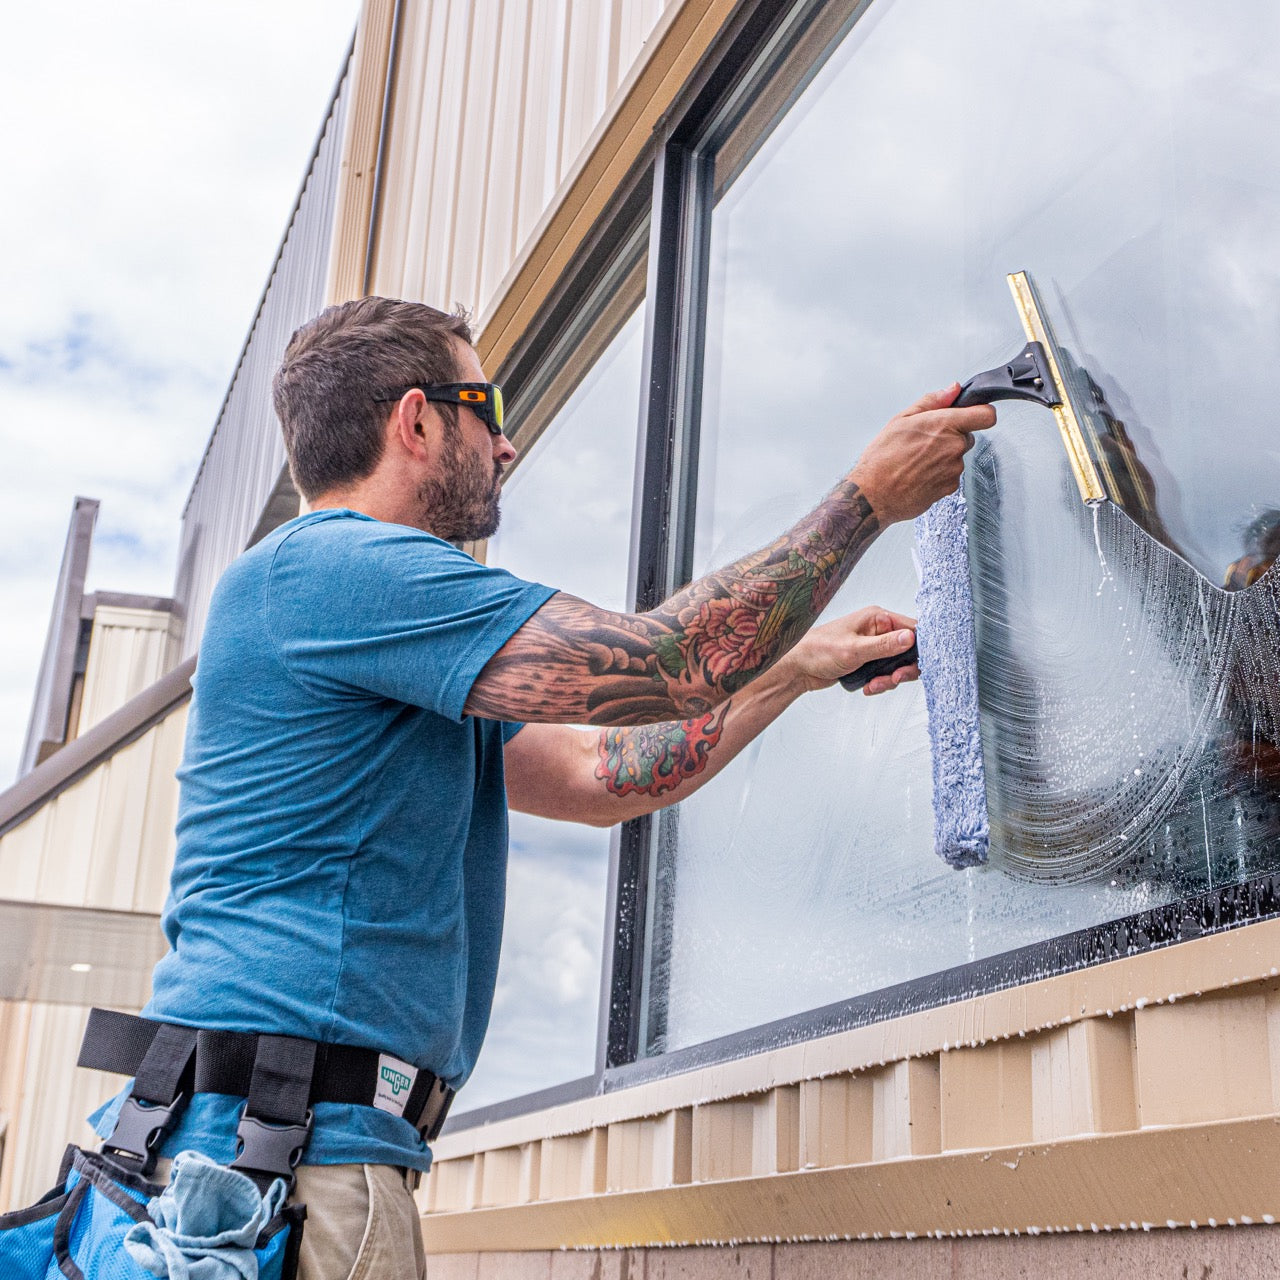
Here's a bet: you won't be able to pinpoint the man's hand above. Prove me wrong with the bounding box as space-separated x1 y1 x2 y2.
851 384 996 526
775 606 919 696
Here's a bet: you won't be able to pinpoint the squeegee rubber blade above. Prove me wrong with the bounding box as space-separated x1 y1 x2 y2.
915 490 990 868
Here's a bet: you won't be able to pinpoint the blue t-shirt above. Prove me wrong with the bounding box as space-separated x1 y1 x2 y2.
92 509 555 1171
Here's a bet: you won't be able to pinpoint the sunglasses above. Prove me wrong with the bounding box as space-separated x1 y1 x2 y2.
373 382 505 436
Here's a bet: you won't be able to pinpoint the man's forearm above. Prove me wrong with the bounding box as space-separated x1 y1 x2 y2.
642 474 879 701
470 474 879 725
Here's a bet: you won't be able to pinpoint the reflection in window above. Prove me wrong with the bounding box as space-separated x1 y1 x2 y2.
642 0 1280 1054
462 308 646 1109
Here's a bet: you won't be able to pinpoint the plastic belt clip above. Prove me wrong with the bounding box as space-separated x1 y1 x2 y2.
415 1075 455 1142
102 1092 188 1178
230 1107 314 1193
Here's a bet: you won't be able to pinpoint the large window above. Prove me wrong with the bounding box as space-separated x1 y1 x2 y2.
461 303 647 1110
445 0 1280 1122
633 0 1280 1055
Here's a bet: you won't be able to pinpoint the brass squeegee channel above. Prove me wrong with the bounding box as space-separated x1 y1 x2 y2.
1006 271 1108 505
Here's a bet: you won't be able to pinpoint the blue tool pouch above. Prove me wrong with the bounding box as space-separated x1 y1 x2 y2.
0 1145 305 1280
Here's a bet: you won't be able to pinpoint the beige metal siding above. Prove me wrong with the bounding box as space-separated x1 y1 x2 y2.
367 0 675 323
174 61 352 658
77 605 182 737
0 1000 122 1212
0 703 187 916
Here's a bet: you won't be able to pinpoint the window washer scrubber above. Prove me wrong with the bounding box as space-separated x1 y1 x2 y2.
840 271 1104 867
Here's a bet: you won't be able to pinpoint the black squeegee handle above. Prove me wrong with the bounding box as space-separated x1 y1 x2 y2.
839 640 919 692
953 340 1061 408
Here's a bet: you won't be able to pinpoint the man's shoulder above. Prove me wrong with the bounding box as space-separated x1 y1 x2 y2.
262 509 458 565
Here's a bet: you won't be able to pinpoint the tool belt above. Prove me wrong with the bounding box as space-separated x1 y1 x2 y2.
0 1010 456 1280
78 1008 456 1187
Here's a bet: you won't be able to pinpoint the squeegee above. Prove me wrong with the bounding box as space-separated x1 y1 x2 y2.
841 271 1114 867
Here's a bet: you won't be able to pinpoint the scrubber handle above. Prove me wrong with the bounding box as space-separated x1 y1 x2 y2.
839 641 919 691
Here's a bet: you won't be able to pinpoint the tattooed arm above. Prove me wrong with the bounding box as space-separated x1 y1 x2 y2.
504 608 918 825
466 385 992 726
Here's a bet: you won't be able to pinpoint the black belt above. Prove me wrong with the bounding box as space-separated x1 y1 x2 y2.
79 1008 454 1186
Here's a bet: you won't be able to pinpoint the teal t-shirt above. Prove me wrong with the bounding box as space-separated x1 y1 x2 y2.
92 509 555 1171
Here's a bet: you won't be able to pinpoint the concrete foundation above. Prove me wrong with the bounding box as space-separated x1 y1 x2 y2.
430 1226 1280 1279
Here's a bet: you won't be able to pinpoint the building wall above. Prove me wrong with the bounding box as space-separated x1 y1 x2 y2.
0 696 187 1210
364 0 671 325
173 58 352 658
77 602 181 737
0 1001 122 1213
0 703 186 915
428 1231 1280 1279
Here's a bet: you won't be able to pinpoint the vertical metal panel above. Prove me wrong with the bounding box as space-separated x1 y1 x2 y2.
476 1 533 310
378 0 436 296
559 0 612 179
514 0 569 257
0 702 187 916
370 0 675 325
77 606 180 736
3 1002 121 1211
420 1 474 305
173 63 353 659
447 0 506 311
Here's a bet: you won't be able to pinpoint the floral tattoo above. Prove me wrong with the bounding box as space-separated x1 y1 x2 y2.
467 475 879 725
594 707 728 798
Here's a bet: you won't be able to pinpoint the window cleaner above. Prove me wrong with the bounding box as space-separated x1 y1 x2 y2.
841 271 1108 868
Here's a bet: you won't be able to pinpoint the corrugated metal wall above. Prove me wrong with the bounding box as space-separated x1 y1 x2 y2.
77 605 181 736
0 693 187 1210
0 1001 125 1211
0 704 187 916
173 62 353 658
369 0 670 323
0 0 691 1215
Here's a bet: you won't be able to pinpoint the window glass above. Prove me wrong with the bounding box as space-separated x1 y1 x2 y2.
462 308 646 1108
642 0 1280 1054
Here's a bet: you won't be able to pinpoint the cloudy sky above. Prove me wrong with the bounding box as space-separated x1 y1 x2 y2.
0 1 358 782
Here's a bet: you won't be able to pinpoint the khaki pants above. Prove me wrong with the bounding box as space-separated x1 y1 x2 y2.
153 1159 426 1280
293 1163 427 1280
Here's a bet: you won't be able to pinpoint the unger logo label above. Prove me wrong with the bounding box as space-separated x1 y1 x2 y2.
381 1065 413 1097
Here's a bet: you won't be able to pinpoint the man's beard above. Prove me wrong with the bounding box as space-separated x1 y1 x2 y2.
418 429 503 542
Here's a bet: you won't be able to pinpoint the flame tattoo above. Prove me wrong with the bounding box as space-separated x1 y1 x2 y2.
595 707 729 798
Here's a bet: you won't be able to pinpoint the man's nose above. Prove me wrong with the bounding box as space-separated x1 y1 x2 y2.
493 433 517 466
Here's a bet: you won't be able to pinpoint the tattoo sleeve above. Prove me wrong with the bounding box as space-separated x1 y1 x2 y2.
595 707 729 799
467 475 879 725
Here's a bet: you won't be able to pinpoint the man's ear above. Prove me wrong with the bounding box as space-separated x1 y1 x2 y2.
391 389 431 457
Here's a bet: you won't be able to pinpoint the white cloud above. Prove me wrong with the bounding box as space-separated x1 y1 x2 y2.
0 0 358 781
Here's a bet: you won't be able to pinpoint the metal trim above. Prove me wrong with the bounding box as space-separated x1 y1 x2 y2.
361 0 405 297
19 497 100 777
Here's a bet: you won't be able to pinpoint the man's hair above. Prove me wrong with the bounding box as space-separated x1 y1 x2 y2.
272 296 473 500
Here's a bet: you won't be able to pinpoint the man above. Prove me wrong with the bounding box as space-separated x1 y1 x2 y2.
89 297 994 1277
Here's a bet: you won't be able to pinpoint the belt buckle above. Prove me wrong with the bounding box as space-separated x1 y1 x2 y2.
102 1092 187 1178
229 1106 314 1192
